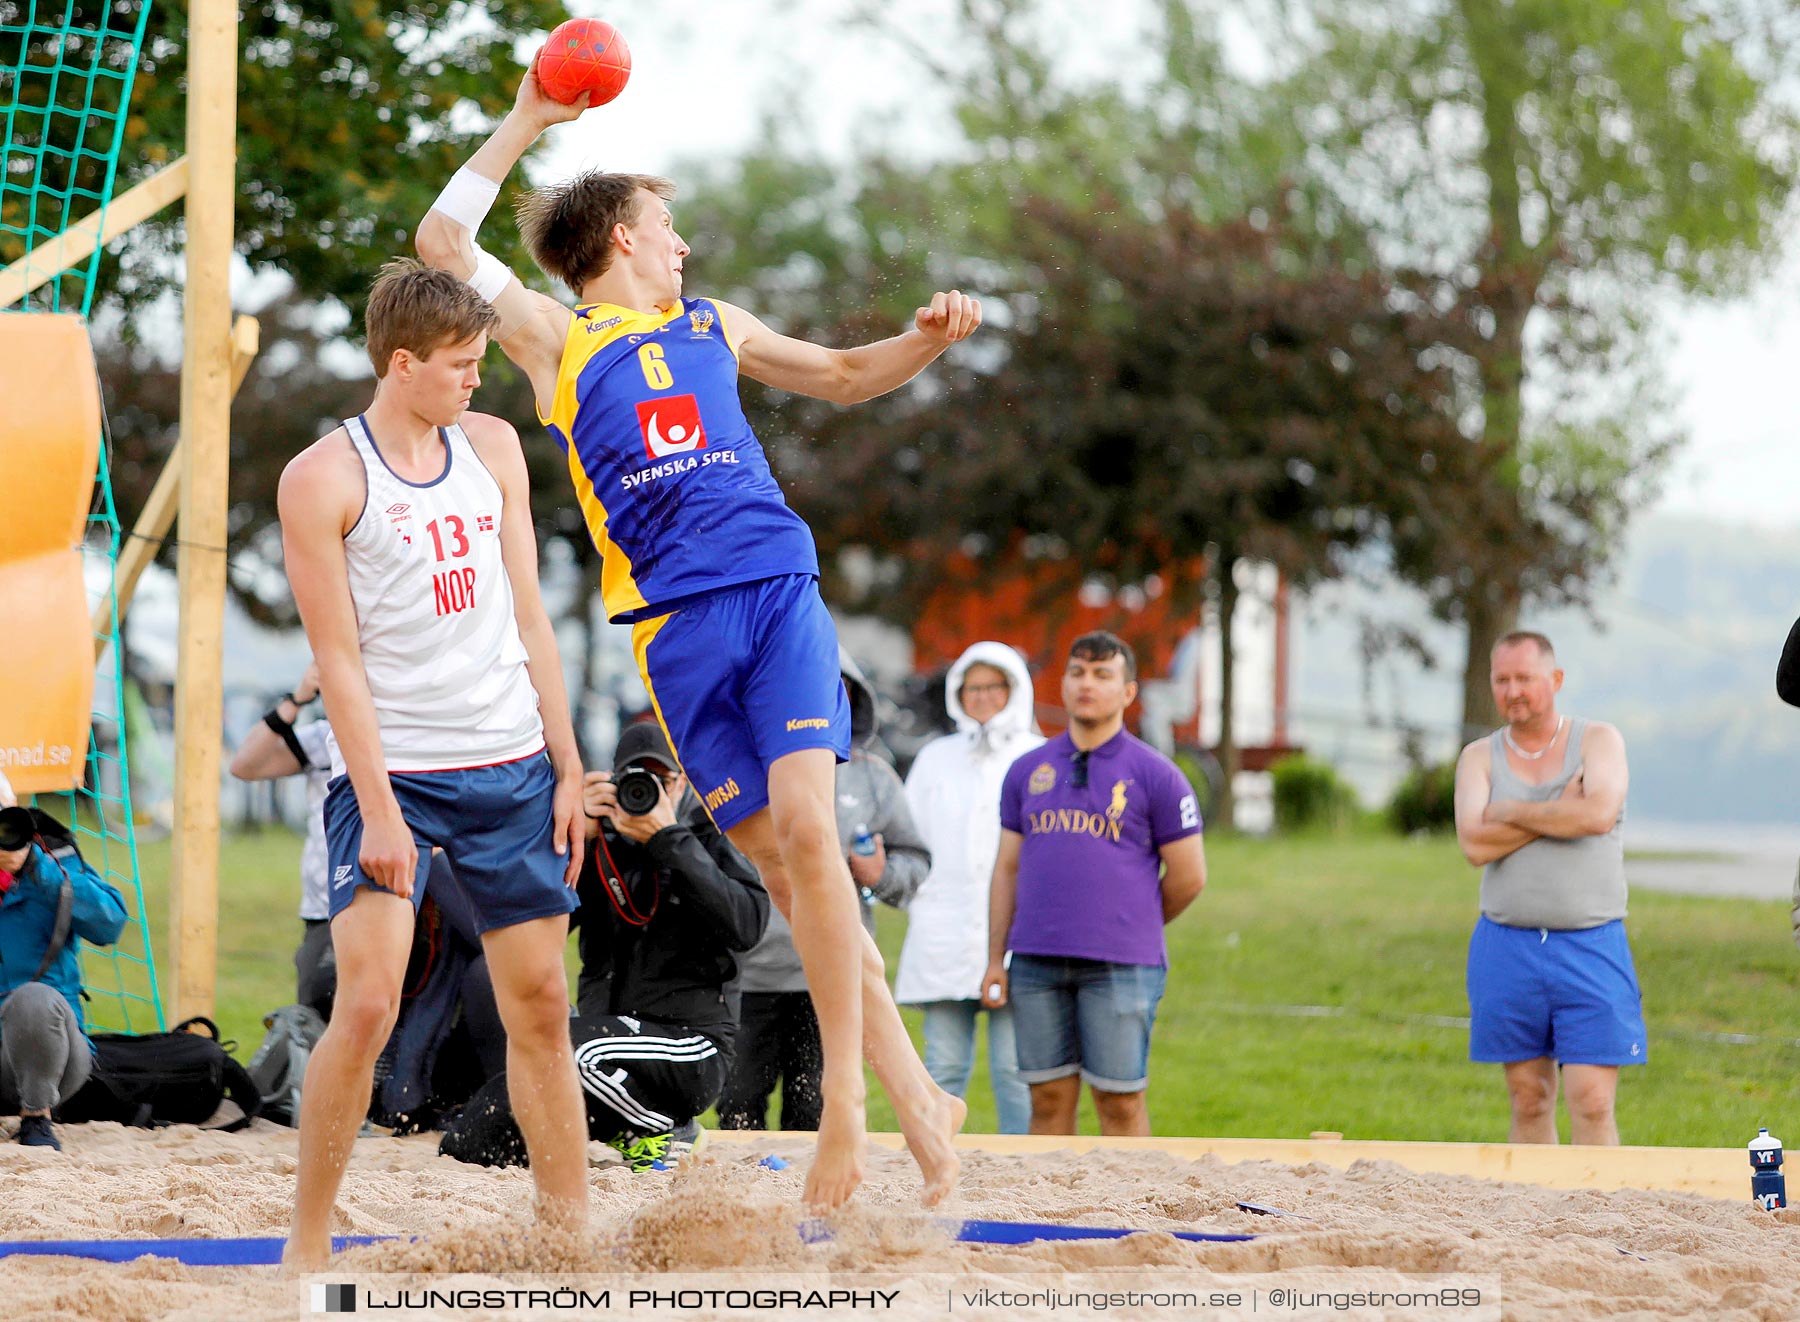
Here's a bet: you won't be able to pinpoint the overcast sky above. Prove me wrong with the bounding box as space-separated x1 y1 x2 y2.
530 3 1800 531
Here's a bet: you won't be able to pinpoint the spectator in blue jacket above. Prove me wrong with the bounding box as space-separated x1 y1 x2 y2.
0 799 128 1150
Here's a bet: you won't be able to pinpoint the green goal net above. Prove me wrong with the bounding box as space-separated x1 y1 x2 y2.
3 0 163 1031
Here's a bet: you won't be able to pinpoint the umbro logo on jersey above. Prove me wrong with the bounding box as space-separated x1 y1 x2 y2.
385 503 411 519
636 395 708 459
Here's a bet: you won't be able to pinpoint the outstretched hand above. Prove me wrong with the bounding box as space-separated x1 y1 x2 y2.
914 290 982 347
513 61 591 131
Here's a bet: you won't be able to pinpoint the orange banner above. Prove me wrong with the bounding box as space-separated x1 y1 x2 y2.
0 313 101 794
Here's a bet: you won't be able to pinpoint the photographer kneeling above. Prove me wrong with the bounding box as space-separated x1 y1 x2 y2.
440 723 769 1172
0 796 127 1151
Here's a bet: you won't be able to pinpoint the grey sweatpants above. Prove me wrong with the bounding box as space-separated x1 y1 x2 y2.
0 982 92 1113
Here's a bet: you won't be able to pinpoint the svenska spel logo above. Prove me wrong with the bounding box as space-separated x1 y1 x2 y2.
310 1281 356 1312
635 394 707 459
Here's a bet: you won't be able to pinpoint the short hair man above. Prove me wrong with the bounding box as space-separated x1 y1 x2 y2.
0 803 127 1151
227 659 336 1017
442 722 769 1172
1453 630 1641 1145
983 632 1207 1135
277 260 589 1269
413 73 979 1209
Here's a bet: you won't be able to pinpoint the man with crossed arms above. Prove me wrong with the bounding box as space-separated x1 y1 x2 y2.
1453 630 1642 1145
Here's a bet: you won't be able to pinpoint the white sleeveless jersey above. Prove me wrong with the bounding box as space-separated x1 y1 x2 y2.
325 415 545 777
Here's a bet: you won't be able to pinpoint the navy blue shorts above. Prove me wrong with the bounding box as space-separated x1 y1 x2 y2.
1466 916 1647 1066
324 752 576 934
631 574 851 830
1007 953 1167 1093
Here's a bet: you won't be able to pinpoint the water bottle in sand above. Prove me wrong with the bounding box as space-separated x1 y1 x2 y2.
1750 1127 1785 1210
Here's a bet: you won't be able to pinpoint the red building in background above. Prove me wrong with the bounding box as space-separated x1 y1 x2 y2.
910 553 1295 772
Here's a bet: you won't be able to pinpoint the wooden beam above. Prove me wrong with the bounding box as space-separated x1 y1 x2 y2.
170 0 238 1024
95 315 259 654
700 1131 1749 1202
0 158 191 310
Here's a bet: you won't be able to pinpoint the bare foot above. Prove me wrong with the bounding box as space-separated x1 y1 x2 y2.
898 1087 966 1208
803 1099 868 1212
280 1237 329 1276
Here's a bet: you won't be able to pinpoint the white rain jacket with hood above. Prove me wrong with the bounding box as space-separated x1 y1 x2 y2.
895 641 1042 1004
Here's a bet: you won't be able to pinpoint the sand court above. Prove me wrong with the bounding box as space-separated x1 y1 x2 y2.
4 1121 1799 1320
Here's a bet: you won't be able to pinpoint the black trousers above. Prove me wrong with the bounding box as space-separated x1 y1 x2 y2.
440 1014 727 1168
295 919 336 1020
714 990 822 1132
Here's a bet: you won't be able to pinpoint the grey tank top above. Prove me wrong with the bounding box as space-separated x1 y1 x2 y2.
1479 717 1626 930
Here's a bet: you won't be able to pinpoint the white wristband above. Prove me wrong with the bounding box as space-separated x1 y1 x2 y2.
468 246 513 304
431 168 501 231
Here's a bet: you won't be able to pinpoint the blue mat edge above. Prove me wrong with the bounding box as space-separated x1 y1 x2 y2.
0 1220 1253 1265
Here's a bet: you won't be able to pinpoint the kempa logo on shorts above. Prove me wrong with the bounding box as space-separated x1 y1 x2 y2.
332 865 354 890
704 778 741 813
786 717 830 732
310 1282 356 1312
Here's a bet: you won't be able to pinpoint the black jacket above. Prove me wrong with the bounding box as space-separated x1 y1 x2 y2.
573 796 769 1050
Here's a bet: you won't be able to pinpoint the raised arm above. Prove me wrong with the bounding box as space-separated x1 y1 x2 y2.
719 292 982 406
414 67 582 410
1453 740 1537 867
279 440 418 898
1486 724 1628 840
466 414 584 885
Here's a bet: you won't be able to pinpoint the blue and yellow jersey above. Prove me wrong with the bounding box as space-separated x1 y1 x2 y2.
539 296 819 623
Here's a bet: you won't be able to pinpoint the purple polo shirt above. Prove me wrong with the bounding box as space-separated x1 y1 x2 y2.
999 728 1203 967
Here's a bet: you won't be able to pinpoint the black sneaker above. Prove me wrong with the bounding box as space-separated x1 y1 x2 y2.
17 1114 61 1151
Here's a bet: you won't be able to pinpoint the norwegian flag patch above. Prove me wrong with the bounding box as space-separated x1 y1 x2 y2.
476 512 496 535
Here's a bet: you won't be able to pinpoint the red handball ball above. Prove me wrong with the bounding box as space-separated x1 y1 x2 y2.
536 18 631 107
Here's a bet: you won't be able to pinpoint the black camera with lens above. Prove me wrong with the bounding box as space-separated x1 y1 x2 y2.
613 766 665 817
0 805 37 852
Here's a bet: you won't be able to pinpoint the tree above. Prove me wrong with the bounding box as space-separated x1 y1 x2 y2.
1269 0 1800 733
764 196 1525 821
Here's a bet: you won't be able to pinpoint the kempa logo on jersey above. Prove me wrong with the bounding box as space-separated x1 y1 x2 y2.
583 314 623 334
786 718 830 732
636 394 707 459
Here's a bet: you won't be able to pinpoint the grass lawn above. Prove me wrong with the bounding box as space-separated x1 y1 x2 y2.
106 825 1798 1147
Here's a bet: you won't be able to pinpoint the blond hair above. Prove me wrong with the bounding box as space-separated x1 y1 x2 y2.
516 170 677 294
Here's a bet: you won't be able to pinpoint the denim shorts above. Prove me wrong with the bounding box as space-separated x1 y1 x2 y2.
1007 953 1167 1093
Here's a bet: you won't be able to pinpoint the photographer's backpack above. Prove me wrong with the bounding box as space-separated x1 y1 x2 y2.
245 1003 327 1127
58 1016 263 1130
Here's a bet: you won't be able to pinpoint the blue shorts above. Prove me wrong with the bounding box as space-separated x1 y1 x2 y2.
1466 916 1647 1066
632 574 852 831
1007 953 1167 1093
324 752 576 934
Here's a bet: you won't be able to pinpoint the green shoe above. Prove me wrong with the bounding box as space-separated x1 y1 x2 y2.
608 1130 674 1173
